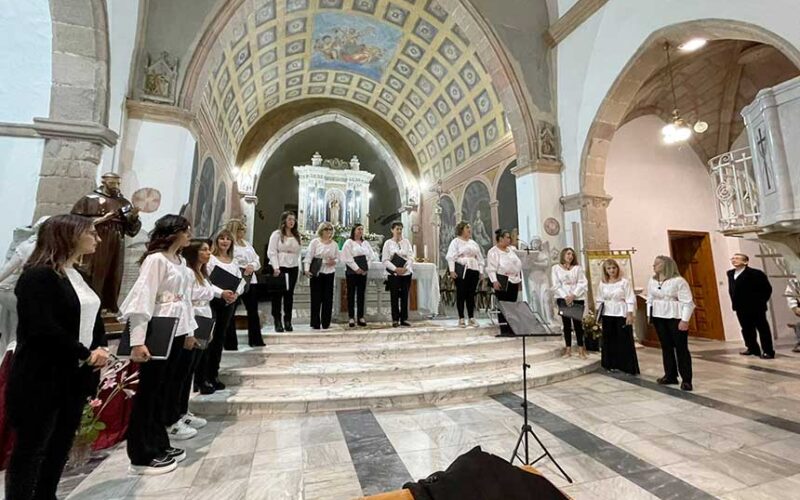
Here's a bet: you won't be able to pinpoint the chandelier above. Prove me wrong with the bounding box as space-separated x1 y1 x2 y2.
661 42 693 145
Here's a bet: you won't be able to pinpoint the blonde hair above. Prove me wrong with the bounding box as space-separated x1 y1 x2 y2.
653 255 681 280
212 229 235 258
601 258 624 283
225 219 247 245
317 221 334 238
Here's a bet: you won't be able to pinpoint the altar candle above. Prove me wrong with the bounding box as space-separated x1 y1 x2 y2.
413 244 418 258
424 245 428 260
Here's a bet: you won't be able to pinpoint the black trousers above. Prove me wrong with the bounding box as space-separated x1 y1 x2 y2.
310 272 335 329
736 309 774 356
600 316 640 375
271 266 299 324
388 274 412 322
164 343 203 426
127 335 183 466
198 298 235 384
455 270 480 319
239 285 264 346
557 298 584 347
652 317 692 383
346 273 367 320
6 375 86 500
494 282 519 334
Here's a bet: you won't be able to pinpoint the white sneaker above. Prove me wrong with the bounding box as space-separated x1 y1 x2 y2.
468 318 479 327
167 421 197 440
458 318 466 328
181 412 208 429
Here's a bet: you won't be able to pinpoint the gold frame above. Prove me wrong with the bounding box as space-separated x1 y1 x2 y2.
583 249 637 311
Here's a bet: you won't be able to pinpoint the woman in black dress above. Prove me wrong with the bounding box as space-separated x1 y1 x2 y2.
595 259 639 375
6 214 109 499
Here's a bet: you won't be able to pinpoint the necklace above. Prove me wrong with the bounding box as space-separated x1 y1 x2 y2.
657 278 667 290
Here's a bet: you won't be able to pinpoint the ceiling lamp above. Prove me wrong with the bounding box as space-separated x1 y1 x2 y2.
661 42 693 145
678 38 707 52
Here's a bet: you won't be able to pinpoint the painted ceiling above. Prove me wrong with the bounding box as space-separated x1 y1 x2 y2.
200 0 509 183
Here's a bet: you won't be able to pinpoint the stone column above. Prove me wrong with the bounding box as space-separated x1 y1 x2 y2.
512 159 564 249
489 200 499 232
560 191 613 251
241 194 258 242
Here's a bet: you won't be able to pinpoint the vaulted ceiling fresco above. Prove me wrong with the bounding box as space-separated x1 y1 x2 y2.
198 0 509 183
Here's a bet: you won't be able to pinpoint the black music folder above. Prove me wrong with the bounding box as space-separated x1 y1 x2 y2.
193 316 215 350
455 262 466 279
390 253 407 270
496 273 510 291
209 266 242 292
117 317 179 360
354 255 369 271
557 302 585 321
309 257 323 277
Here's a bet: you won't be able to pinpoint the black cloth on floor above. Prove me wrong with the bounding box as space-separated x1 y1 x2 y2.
403 446 569 500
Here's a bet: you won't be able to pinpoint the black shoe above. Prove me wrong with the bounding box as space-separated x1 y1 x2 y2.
349 319 356 328
657 376 679 385
740 350 759 356
284 322 293 332
274 321 284 333
392 321 400 328
164 447 186 463
128 456 177 475
760 352 775 359
198 382 215 395
312 325 321 330
357 319 367 327
400 321 411 327
680 382 693 391
213 380 226 390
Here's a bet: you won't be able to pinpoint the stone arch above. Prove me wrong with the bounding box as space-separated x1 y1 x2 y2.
579 19 800 250
34 0 112 219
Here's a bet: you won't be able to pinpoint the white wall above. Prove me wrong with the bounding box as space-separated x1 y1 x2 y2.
99 0 142 178
557 0 800 195
0 0 52 254
118 119 196 231
606 115 743 341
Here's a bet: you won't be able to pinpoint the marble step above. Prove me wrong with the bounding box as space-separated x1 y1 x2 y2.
190 356 600 416
237 324 505 344
218 342 565 388
216 334 539 366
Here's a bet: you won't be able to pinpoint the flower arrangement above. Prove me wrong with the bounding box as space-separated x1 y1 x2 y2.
70 355 138 466
582 309 603 340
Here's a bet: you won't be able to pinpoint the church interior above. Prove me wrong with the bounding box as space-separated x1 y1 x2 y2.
2 0 800 498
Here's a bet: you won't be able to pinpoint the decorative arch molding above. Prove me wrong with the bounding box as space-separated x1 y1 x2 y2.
243 111 413 202
578 18 800 250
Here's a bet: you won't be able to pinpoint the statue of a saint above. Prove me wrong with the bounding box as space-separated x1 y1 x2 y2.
71 173 142 313
329 198 340 226
517 236 554 326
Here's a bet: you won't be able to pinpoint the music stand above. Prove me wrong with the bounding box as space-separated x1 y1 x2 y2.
496 301 573 483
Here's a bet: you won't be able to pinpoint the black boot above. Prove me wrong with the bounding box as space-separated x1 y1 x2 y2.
274 319 284 333
198 381 215 395
284 321 293 332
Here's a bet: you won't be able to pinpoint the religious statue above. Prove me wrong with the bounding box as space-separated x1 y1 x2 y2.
71 172 142 313
143 51 179 104
518 236 555 326
329 198 341 226
472 210 492 250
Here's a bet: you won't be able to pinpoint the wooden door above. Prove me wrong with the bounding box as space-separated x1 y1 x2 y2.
668 231 725 340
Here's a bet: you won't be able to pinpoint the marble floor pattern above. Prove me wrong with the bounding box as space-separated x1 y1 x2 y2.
28 337 800 499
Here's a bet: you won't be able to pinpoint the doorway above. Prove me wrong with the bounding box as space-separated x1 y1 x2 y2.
668 231 725 340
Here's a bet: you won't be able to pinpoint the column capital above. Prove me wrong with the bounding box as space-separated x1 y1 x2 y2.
510 159 563 177
242 194 258 204
560 191 613 211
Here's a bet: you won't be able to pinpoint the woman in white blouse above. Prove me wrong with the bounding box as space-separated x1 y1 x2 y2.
382 221 414 328
120 214 196 475
266 211 301 332
486 229 522 335
446 221 485 327
551 247 588 358
304 222 340 330
647 255 695 391
596 259 639 375
341 223 374 327
226 219 264 346
6 215 109 496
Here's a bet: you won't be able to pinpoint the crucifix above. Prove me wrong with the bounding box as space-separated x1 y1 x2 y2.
756 128 774 191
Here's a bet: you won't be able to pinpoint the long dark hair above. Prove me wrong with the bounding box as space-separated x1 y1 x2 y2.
279 211 301 244
350 223 364 241
25 214 93 274
212 229 235 259
139 214 191 264
184 238 212 284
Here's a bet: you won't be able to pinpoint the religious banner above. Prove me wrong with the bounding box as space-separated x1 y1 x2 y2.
584 249 636 310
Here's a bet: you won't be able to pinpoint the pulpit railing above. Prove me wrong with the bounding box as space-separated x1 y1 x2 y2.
708 147 760 232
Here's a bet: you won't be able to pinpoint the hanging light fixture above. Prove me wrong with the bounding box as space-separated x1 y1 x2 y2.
661 42 693 144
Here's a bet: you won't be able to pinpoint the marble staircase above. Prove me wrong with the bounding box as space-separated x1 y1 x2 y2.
190 321 598 416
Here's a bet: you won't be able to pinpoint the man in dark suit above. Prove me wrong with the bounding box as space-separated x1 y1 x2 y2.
727 253 774 358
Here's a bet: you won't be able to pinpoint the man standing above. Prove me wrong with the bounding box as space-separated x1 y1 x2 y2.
727 253 774 359
71 172 142 313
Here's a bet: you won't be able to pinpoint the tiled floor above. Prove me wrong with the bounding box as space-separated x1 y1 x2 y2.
41 338 800 499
